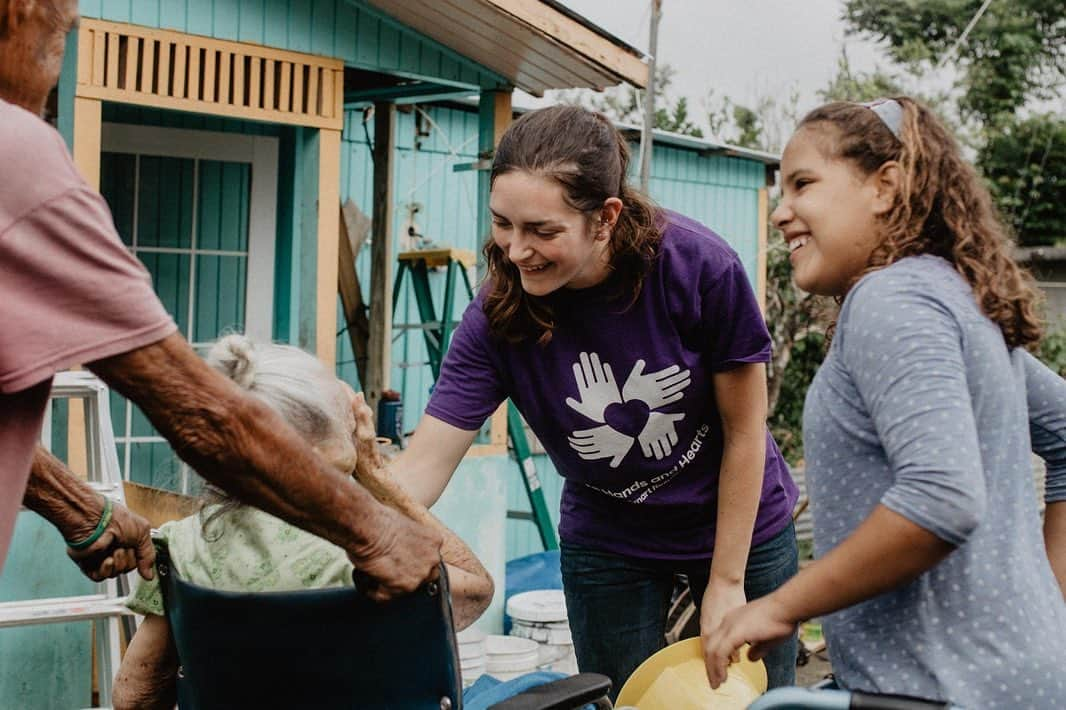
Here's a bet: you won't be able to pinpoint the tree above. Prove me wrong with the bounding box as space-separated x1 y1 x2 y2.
979 113 1066 246
843 0 1066 128
555 64 703 138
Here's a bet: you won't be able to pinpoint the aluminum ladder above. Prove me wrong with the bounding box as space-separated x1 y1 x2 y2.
0 371 138 708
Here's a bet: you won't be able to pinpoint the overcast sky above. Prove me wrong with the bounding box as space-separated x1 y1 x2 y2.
517 0 891 141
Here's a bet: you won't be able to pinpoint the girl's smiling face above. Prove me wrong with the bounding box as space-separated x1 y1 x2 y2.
489 170 619 296
771 127 892 298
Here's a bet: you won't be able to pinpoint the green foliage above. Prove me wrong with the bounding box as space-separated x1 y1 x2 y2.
978 114 1066 246
1036 326 1066 378
842 0 1066 128
817 52 905 103
769 332 828 466
557 64 704 138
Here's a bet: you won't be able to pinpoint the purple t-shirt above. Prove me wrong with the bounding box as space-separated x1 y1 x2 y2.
427 212 797 558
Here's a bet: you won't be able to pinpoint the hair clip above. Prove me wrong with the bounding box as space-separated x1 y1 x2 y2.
858 98 903 140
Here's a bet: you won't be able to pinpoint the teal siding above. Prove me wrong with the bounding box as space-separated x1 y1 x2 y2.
335 105 481 436
80 0 508 90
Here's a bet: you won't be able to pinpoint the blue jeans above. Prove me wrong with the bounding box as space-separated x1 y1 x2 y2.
560 521 799 700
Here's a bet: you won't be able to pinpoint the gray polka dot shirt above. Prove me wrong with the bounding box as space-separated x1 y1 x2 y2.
804 255 1066 708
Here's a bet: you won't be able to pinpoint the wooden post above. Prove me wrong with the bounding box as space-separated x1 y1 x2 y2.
757 187 769 313
315 127 341 366
478 89 512 454
366 102 396 418
337 200 372 387
67 96 103 478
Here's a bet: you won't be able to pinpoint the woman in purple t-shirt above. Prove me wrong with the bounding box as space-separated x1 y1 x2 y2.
391 105 799 695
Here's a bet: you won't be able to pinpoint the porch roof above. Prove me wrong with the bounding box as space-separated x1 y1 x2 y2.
364 0 648 95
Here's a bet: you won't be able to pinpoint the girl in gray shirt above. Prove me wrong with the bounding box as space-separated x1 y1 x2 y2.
704 97 1066 708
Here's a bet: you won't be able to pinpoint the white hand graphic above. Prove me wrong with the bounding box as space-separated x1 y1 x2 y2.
565 352 621 424
622 359 691 409
568 425 634 468
637 412 686 460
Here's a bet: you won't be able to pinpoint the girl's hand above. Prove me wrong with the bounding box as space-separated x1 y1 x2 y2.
703 594 797 689
699 578 746 680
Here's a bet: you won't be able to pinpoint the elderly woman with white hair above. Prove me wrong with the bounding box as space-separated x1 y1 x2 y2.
112 335 494 710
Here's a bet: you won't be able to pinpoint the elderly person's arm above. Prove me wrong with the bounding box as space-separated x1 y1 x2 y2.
348 394 494 629
88 333 442 601
112 615 177 710
25 446 155 582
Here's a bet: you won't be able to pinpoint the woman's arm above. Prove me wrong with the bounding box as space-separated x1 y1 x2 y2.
699 363 768 653
113 615 178 710
350 397 491 629
388 414 479 508
1045 502 1066 597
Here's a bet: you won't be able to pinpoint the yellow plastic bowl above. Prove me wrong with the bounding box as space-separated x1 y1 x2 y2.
615 638 767 709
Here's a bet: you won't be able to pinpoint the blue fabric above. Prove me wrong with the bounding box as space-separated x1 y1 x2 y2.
462 671 570 710
560 520 798 701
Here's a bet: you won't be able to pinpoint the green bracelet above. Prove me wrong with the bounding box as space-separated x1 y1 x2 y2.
66 497 113 550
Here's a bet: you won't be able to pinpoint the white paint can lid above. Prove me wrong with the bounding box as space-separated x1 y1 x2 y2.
506 589 568 622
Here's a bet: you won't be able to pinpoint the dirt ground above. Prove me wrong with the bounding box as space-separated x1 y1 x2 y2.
795 643 833 687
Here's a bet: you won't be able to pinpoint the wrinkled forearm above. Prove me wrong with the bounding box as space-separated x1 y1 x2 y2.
356 461 493 627
113 616 178 710
25 446 102 541
89 334 388 556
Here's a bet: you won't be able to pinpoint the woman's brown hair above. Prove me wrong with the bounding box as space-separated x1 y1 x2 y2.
799 97 1042 348
483 105 661 345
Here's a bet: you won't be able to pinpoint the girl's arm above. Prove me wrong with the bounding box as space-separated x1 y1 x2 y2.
704 505 953 687
113 615 178 710
350 398 491 629
700 364 768 634
1021 350 1066 597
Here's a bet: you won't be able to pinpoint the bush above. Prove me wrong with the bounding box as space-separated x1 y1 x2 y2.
1036 326 1066 378
769 332 828 467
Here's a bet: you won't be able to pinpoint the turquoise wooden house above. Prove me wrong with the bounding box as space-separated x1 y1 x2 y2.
0 1 777 706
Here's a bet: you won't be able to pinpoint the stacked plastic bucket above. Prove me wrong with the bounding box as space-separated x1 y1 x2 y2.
457 626 487 686
506 589 577 674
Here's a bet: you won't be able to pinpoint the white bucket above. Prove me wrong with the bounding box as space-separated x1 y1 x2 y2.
457 626 487 687
485 635 541 677
506 590 577 675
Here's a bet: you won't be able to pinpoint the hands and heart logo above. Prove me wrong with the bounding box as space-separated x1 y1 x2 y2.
565 352 692 468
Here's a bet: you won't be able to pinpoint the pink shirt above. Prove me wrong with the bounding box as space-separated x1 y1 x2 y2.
0 99 176 572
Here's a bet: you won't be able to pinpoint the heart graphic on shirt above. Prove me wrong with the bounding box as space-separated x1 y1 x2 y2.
603 399 651 438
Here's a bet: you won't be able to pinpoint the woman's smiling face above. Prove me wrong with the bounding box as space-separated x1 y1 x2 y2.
771 127 885 298
489 170 613 296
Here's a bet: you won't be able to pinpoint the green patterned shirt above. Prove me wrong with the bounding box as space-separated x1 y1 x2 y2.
127 504 354 616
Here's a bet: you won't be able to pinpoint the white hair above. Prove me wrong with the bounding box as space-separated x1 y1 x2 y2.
206 334 354 470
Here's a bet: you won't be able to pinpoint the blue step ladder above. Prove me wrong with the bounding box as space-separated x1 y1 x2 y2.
392 248 558 550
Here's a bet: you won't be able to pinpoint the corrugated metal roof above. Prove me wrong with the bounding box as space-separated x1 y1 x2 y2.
365 0 648 95
614 121 781 167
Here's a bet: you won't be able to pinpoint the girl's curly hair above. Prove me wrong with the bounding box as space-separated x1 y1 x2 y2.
799 97 1042 348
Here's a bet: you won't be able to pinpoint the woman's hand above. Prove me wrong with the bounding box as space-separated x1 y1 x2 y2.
699 578 747 680
703 594 797 689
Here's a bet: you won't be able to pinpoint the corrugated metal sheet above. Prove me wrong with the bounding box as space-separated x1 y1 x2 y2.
80 0 505 90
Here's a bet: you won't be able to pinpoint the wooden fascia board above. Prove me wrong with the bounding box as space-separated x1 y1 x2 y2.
485 0 648 88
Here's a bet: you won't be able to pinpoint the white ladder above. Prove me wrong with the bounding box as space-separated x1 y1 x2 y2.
0 371 137 708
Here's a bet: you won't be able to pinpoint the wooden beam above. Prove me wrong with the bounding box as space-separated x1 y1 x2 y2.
476 89 513 456
366 102 396 418
67 96 103 478
316 128 342 366
757 187 768 314
338 200 373 386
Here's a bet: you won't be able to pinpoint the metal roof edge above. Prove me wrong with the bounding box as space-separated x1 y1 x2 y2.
439 96 781 167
